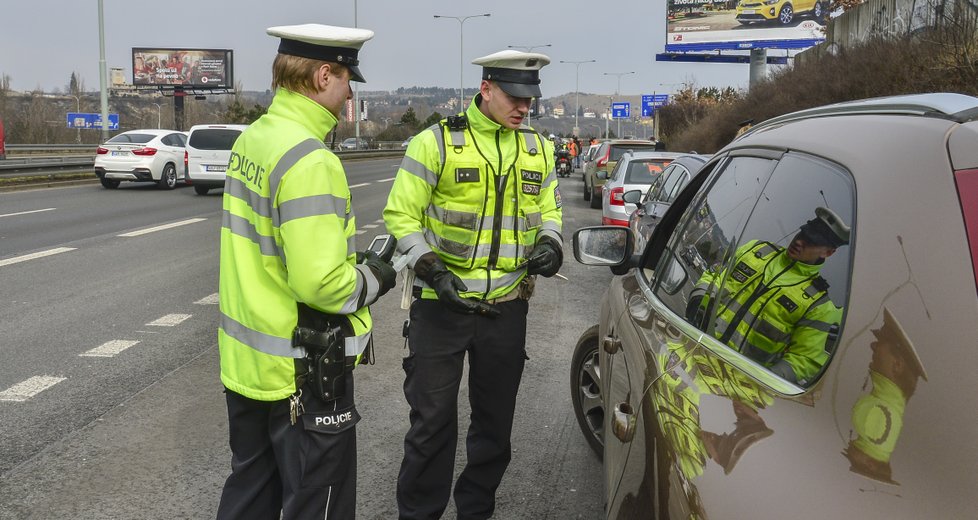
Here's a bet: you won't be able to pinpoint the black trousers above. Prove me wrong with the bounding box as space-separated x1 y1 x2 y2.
397 298 529 520
216 375 359 520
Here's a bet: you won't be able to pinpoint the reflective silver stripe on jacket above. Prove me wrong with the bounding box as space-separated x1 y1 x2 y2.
426 204 544 233
225 176 274 218
397 232 434 269
346 264 380 311
796 318 836 333
400 155 439 187
429 125 445 171
221 311 304 358
521 131 537 154
449 129 466 147
222 209 283 260
541 169 557 189
753 243 779 258
345 331 371 357
267 138 328 211
278 193 348 226
422 229 520 260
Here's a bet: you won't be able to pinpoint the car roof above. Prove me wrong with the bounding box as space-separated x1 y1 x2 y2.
619 151 686 161
741 92 978 140
188 124 248 132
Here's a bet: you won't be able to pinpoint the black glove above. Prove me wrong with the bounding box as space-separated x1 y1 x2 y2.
414 253 501 318
526 236 563 277
361 250 397 299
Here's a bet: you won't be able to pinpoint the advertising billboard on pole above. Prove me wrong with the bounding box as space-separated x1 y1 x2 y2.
666 0 825 51
132 48 234 88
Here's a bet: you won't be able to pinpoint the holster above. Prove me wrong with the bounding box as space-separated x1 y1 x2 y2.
295 303 348 402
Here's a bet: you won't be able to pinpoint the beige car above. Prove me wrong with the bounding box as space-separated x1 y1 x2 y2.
583 139 660 209
571 93 978 518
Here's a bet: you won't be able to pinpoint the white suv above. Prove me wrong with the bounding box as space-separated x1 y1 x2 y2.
185 124 247 195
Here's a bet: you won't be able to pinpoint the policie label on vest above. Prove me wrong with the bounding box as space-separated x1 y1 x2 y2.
520 169 542 184
229 152 266 189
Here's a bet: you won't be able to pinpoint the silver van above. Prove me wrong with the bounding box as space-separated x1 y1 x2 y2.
185 124 247 195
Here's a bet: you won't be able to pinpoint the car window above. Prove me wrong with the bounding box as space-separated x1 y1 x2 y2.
645 164 677 202
625 159 671 184
644 152 855 388
661 164 691 203
609 157 629 181
162 134 185 147
610 144 655 162
107 133 154 144
189 129 242 150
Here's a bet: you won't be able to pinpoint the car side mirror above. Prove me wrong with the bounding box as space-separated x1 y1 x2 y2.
572 226 636 271
622 190 642 204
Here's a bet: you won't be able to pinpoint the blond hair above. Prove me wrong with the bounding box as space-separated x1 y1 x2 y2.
271 53 346 94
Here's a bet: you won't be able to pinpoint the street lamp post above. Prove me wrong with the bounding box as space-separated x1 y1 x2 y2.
603 71 634 138
560 59 595 137
97 0 110 141
152 103 162 129
434 13 491 113
354 1 361 150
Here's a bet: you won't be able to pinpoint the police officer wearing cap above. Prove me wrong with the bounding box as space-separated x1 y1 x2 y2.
216 23 396 519
688 207 850 384
384 50 563 519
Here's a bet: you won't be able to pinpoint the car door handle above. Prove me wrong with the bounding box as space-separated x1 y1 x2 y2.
612 402 636 443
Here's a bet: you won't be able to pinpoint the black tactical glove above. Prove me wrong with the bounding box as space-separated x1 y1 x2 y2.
414 252 501 318
526 236 563 278
361 250 397 298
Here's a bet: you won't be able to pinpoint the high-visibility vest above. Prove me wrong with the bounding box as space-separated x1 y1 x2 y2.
218 89 379 401
384 96 563 300
692 240 841 382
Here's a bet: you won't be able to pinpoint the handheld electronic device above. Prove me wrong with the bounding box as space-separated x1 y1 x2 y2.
367 234 397 262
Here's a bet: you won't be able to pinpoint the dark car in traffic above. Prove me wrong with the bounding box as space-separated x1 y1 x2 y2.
570 93 978 519
626 154 710 251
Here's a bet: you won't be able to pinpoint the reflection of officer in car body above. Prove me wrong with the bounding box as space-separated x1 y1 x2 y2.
844 308 927 485
688 207 850 384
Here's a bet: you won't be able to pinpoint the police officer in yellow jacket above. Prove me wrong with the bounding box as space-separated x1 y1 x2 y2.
689 207 849 384
384 50 563 519
216 24 396 520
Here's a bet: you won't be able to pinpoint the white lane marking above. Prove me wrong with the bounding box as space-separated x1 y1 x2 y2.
362 224 378 229
195 293 219 305
117 218 207 237
147 314 192 327
379 177 396 183
374 218 384 223
349 182 370 189
0 207 56 219
0 247 76 268
355 230 367 235
81 340 140 358
0 375 66 402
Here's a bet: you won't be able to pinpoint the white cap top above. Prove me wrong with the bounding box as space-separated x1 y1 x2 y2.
471 50 551 70
266 24 374 50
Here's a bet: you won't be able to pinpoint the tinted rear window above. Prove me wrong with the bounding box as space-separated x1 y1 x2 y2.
189 129 242 150
625 159 672 184
610 144 656 161
107 133 154 144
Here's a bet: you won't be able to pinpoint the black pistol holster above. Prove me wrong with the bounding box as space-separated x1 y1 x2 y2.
294 303 347 402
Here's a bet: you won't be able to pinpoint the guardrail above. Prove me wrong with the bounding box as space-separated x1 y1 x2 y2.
0 149 405 175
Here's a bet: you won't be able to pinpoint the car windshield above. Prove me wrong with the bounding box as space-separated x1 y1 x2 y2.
610 144 656 161
625 159 672 184
189 129 242 150
107 133 154 144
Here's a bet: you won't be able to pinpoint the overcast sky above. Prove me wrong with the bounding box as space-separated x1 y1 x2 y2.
1 0 755 97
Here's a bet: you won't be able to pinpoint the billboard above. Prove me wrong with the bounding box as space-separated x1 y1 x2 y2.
132 48 233 87
666 0 825 51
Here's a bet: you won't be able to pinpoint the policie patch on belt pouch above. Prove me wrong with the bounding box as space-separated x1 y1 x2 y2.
301 405 361 434
777 295 799 312
456 168 480 183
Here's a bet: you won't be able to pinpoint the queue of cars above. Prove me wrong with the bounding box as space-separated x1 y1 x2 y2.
570 93 978 518
583 139 662 208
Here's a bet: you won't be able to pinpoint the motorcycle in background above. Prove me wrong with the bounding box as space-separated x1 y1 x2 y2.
555 148 572 177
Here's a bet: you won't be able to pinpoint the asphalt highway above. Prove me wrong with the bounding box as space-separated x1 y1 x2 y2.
0 158 611 519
